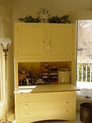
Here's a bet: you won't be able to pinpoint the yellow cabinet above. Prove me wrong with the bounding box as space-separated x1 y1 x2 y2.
14 23 75 61
14 23 76 123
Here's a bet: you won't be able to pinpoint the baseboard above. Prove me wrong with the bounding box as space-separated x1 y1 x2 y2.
0 101 5 118
8 102 14 113
0 101 14 119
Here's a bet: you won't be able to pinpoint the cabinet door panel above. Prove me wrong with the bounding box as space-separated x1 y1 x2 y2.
47 25 74 59
17 26 45 59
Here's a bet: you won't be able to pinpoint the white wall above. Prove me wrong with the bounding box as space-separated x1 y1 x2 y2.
0 0 14 118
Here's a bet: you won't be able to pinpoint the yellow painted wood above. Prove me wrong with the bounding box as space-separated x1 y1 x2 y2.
17 84 76 94
14 58 18 89
18 109 73 118
18 92 74 102
18 100 74 110
16 91 76 123
14 23 75 61
14 23 76 123
46 24 74 59
17 26 45 59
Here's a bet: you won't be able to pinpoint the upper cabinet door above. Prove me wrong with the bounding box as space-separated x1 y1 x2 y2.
46 25 75 60
17 25 45 59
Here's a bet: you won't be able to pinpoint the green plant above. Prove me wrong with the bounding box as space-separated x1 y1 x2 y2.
18 15 40 23
48 15 71 23
18 14 71 23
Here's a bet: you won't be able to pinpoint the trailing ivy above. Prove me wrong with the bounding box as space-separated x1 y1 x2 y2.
18 15 40 23
18 14 71 23
48 15 71 23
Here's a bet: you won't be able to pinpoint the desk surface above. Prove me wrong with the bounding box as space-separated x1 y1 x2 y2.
14 84 77 94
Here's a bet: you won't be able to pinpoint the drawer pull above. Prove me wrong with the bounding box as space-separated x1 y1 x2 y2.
25 104 28 108
25 95 28 98
65 110 68 113
65 102 68 104
42 41 45 44
25 113 28 117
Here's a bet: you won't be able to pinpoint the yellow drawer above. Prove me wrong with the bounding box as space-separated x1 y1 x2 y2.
17 108 73 119
18 91 75 102
18 100 74 110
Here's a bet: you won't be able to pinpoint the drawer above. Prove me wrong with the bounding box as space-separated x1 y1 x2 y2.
18 100 74 110
17 91 75 102
17 108 73 119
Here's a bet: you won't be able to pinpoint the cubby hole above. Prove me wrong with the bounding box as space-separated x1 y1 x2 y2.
18 61 72 86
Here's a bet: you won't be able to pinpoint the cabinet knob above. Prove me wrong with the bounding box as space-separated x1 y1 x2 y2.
65 94 68 96
25 113 28 117
25 94 28 98
25 104 28 108
65 110 68 113
42 41 45 44
65 102 68 104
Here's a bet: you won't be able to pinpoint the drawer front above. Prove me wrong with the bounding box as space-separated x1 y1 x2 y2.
18 100 74 110
18 91 75 102
16 91 76 122
17 108 73 119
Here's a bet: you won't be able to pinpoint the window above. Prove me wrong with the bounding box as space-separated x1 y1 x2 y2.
76 20 92 97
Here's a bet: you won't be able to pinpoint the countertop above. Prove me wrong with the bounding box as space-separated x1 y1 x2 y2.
14 84 77 94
